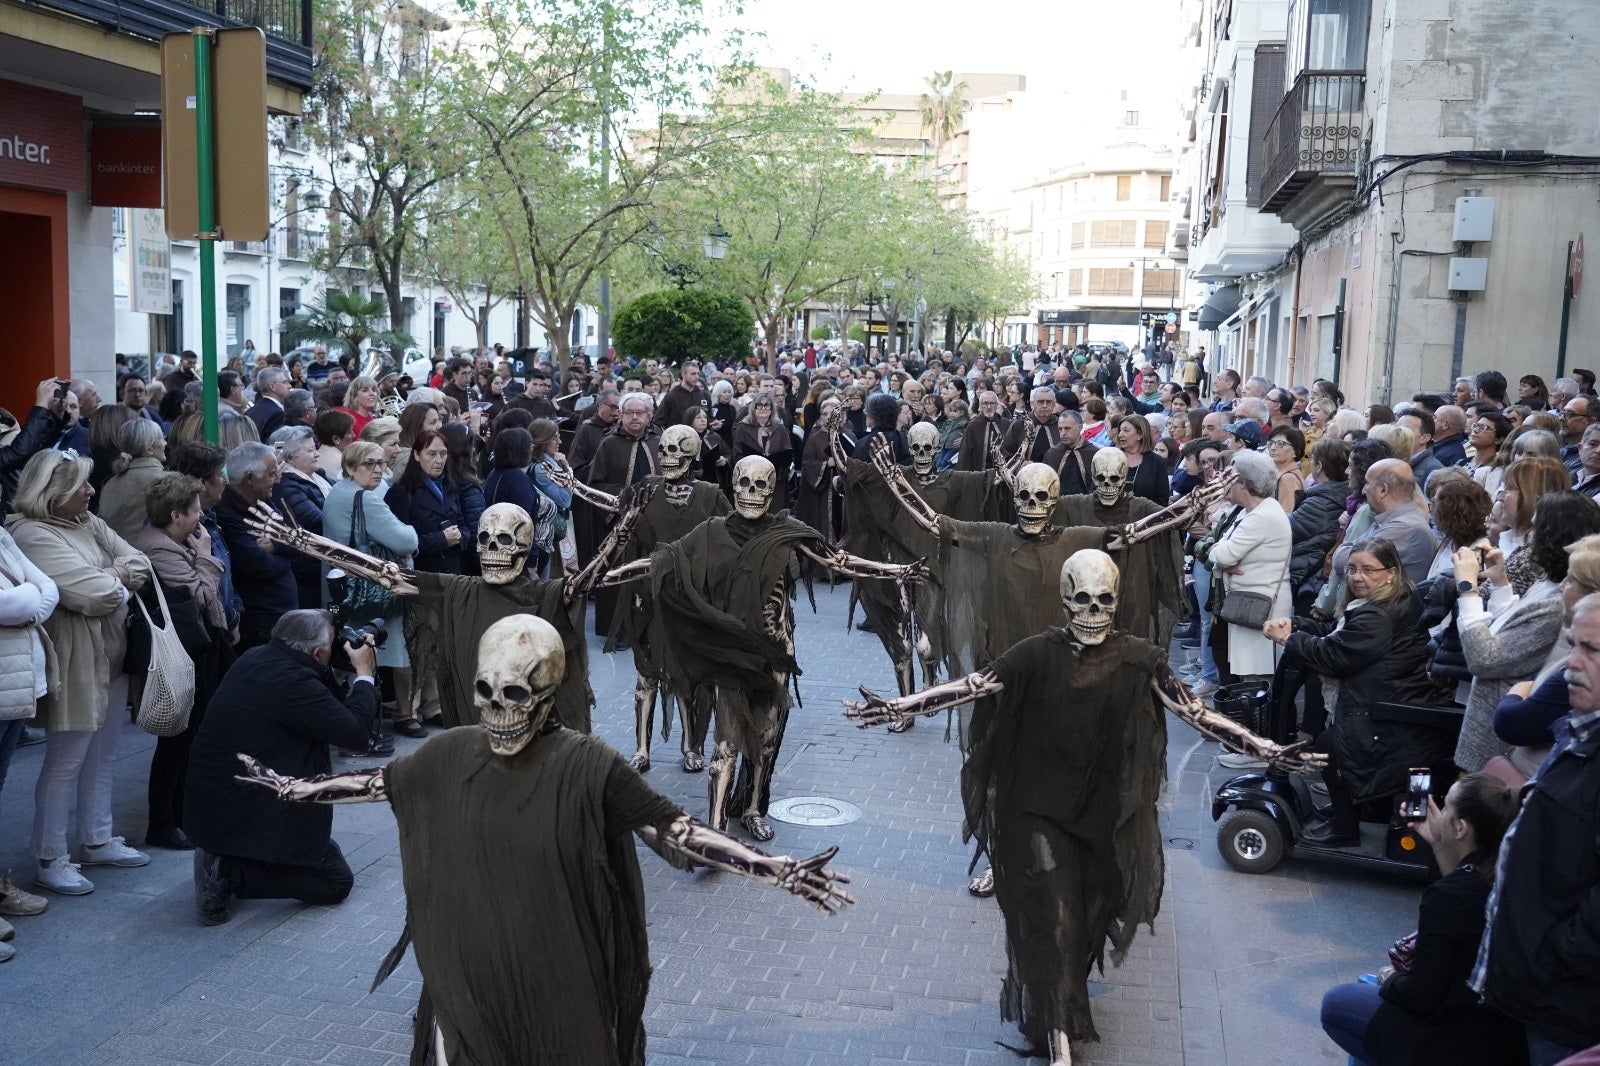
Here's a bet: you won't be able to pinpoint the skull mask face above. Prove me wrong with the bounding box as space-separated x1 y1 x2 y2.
476 503 534 585
1013 462 1061 537
658 424 701 481
732 455 777 520
474 615 566 756
1092 448 1129 507
907 422 939 478
1060 550 1120 645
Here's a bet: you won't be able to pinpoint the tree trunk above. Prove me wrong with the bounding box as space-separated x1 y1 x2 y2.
944 309 957 351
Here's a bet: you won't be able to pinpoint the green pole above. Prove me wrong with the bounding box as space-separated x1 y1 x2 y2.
193 29 221 445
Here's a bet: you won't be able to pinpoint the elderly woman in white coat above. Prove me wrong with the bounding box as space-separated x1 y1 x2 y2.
0 521 59 944
1205 448 1294 694
6 450 152 897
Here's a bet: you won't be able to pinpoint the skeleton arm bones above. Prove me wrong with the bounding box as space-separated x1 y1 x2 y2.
797 541 925 583
234 754 388 803
545 465 619 513
868 436 942 536
246 503 419 595
842 669 1002 728
565 481 654 601
637 815 853 916
1106 472 1236 550
1151 666 1326 773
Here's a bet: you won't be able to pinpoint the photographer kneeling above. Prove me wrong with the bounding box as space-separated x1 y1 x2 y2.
184 609 379 925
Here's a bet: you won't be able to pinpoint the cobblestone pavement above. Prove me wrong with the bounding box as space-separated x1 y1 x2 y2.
0 582 1417 1064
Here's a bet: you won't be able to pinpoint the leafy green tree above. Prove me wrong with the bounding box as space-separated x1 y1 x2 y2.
279 289 414 358
306 0 473 329
611 289 754 365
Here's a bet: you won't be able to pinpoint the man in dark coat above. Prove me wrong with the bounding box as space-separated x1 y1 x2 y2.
653 359 710 428
185 610 377 924
246 366 290 439
1040 409 1100 497
216 442 301 649
1000 386 1063 463
568 387 621 570
583 393 660 636
955 390 1005 472
0 378 71 510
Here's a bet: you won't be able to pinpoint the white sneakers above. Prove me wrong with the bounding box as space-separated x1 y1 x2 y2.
34 859 94 896
1217 751 1269 770
79 837 151 868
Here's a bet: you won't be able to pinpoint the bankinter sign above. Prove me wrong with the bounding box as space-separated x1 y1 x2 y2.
0 79 85 193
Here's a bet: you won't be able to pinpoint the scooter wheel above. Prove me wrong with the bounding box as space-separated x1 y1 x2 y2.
1218 809 1285 874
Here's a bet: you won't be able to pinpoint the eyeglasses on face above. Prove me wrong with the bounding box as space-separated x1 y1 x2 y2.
1348 565 1394 577
355 459 384 470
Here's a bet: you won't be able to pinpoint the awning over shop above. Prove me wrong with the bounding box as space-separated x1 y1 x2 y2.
1196 284 1242 331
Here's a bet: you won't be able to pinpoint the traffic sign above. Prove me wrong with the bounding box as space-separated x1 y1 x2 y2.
1164 312 1178 324
1165 322 1178 335
161 29 269 240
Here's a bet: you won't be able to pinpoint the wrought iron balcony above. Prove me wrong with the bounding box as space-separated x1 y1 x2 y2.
280 228 327 260
1260 71 1365 225
27 0 313 91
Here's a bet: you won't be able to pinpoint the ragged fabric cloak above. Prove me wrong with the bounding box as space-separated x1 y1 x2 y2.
840 460 992 675
651 511 813 816
961 630 1168 1047
1053 493 1185 646
403 572 593 733
382 727 686 1065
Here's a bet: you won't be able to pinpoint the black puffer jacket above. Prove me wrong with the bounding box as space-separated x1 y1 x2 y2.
1286 593 1443 802
1418 574 1470 684
1287 478 1348 589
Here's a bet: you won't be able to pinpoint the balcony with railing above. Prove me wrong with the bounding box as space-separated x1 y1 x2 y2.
1260 71 1365 228
279 229 327 261
27 0 313 91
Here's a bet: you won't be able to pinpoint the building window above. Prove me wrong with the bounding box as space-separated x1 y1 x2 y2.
1091 219 1138 247
1160 175 1173 201
1144 268 1180 300
1123 111 1139 126
1069 268 1085 294
1288 0 1371 81
1070 222 1086 248
1088 268 1134 297
1145 220 1171 250
279 287 301 323
1116 175 1133 201
225 284 251 358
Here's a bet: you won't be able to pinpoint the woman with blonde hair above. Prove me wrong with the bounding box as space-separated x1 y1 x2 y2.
358 416 403 481
1490 457 1573 595
1328 407 1366 442
10 450 153 894
97 419 168 541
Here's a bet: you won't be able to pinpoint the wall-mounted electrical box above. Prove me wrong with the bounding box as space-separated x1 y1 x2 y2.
1449 257 1489 291
1453 196 1496 242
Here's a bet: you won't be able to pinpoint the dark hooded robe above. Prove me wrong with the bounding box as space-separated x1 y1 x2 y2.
404 572 593 734
607 476 730 749
939 517 1110 676
650 511 814 816
961 630 1168 1048
1053 493 1185 646
381 726 687 1065
840 460 993 676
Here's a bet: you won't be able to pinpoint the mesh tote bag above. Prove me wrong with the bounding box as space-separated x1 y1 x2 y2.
134 579 197 737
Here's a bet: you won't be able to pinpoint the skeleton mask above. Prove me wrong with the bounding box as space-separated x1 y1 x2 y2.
1060 550 1119 645
474 615 565 756
732 455 777 520
658 424 702 481
1092 448 1129 507
1013 463 1061 536
907 422 939 477
476 503 534 585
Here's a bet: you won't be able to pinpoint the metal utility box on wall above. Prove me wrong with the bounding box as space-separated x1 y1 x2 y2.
1449 257 1489 291
1453 196 1496 242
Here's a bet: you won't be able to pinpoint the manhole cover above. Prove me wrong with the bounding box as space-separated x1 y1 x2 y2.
768 796 863 827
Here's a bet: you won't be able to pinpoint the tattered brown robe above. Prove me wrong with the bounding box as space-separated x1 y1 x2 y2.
1053 493 1185 646
650 512 814 816
840 460 992 676
404 572 593 734
962 630 1168 1047
382 726 687 1065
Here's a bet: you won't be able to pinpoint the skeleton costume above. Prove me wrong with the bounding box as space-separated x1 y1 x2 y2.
237 616 852 1066
1052 449 1186 646
647 455 921 840
843 554 1322 1065
840 421 994 687
558 425 731 772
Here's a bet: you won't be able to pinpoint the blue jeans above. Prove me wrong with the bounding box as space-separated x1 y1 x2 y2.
1192 558 1220 682
1321 979 1381 1064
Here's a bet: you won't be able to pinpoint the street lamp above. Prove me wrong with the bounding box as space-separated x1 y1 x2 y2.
702 217 730 261
863 291 882 351
513 287 528 348
1129 257 1174 357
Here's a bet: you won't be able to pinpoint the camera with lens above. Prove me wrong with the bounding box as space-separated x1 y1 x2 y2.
341 618 388 649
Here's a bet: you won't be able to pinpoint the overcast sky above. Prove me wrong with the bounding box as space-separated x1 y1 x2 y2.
717 0 1186 99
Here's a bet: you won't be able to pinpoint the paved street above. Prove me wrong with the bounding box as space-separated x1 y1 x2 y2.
0 581 1417 1064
